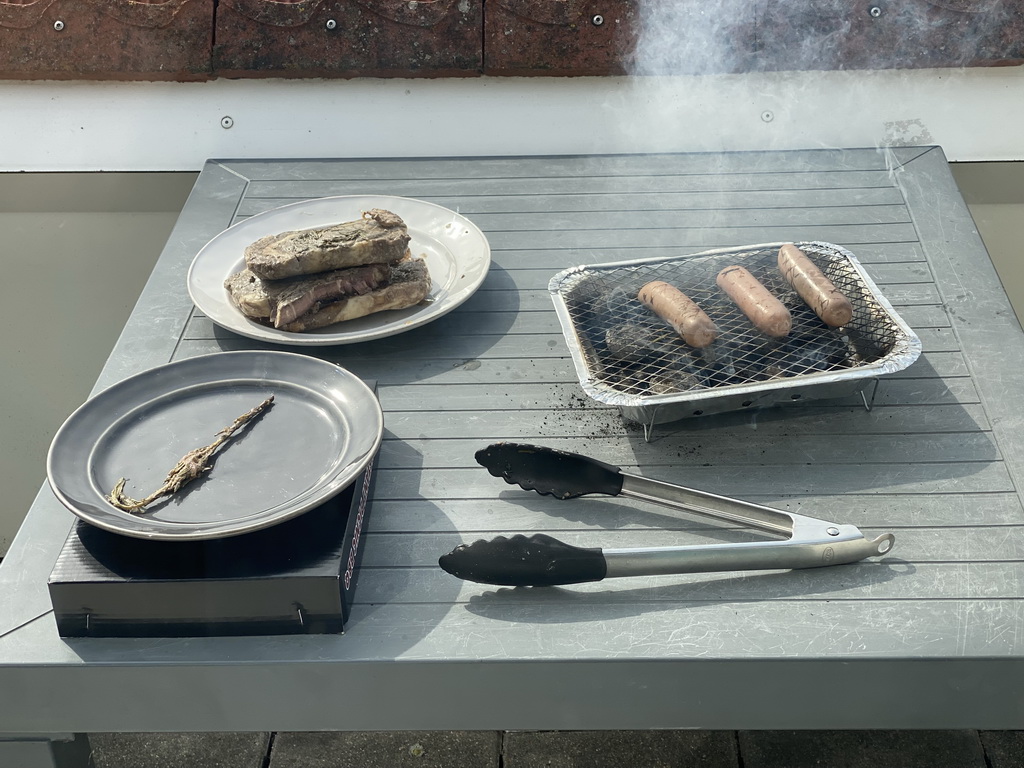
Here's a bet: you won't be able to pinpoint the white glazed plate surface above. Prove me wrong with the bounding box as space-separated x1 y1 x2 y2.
187 195 491 346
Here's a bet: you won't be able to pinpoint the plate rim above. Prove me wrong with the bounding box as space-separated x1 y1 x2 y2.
186 194 491 346
45 350 384 541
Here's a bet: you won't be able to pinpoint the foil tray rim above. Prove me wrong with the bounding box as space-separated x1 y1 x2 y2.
548 241 923 410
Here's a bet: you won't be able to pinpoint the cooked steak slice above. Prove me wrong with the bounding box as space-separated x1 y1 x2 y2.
282 259 432 332
224 262 392 329
245 209 411 280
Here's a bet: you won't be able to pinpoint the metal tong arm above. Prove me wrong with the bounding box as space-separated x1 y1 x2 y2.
621 473 794 535
610 472 893 575
610 471 894 576
440 443 895 587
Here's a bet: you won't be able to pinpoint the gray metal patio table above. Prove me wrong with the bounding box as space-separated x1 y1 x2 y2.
2 148 1023 764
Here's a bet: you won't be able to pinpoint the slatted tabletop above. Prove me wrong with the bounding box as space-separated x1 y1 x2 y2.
2 147 1023 736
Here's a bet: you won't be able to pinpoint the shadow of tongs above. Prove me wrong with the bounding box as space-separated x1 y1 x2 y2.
439 443 895 587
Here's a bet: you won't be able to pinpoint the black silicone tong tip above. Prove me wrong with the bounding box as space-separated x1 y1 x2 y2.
473 443 625 500
438 534 607 587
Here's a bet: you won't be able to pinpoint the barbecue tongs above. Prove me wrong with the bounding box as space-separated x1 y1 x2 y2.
439 443 895 587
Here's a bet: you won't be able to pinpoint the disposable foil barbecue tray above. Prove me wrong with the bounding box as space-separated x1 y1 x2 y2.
548 242 922 427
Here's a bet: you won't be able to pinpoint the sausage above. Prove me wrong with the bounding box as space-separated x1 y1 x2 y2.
637 281 719 348
716 265 792 338
777 243 854 327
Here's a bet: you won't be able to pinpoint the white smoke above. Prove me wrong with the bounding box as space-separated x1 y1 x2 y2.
607 0 1021 158
627 0 760 77
627 0 1019 77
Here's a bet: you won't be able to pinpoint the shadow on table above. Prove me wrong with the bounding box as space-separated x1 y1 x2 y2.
460 558 914 624
611 353 996 500
333 428 464 640
202 263 521 387
491 490 787 543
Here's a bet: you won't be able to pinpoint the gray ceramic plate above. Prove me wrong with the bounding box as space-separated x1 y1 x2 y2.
46 351 383 541
187 195 491 346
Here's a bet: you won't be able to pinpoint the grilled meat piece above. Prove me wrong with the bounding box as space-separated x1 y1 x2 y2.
244 208 411 280
282 258 433 332
224 262 393 329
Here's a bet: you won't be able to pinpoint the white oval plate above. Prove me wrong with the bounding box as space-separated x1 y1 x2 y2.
187 195 491 346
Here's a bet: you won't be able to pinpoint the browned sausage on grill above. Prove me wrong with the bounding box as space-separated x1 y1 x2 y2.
777 243 854 327
716 265 792 338
637 281 719 349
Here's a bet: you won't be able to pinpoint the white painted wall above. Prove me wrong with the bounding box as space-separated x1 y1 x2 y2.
2 67 1023 172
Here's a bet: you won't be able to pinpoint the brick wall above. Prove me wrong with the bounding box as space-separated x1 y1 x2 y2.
0 0 1021 81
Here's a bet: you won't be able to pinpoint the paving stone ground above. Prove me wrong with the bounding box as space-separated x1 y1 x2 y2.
87 730 1024 768
737 730 988 768
502 729 738 768
268 731 501 768
980 730 1024 768
89 732 270 768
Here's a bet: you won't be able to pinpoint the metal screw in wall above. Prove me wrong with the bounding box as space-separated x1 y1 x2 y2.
761 110 774 123
220 116 234 130
326 19 337 30
869 6 882 17
592 15 604 26
53 20 65 31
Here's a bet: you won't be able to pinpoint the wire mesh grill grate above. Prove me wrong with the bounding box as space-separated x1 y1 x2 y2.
556 243 903 401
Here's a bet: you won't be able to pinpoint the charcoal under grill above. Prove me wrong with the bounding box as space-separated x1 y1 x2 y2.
549 242 921 431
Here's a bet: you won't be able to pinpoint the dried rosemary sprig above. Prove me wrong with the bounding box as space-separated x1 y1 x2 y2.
107 396 275 514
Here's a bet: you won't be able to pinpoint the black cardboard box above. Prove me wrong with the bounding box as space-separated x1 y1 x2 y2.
48 446 377 638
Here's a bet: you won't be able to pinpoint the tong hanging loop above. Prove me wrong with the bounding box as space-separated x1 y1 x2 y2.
438 443 895 587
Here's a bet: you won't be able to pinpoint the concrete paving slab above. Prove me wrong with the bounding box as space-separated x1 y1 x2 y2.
268 731 501 768
78 729 1024 768
738 730 987 768
980 731 1024 768
501 730 739 768
89 732 270 768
